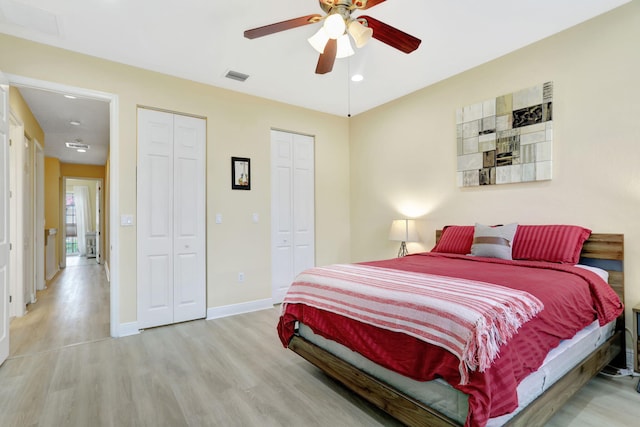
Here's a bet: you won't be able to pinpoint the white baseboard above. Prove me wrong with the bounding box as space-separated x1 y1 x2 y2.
206 298 274 320
45 266 59 282
104 261 110 282
118 322 140 337
115 299 273 337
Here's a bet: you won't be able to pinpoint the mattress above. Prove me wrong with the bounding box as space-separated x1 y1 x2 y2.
298 318 615 426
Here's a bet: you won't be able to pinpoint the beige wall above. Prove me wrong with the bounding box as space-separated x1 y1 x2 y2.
0 34 352 325
3 2 636 332
349 2 640 328
61 163 105 180
9 86 44 144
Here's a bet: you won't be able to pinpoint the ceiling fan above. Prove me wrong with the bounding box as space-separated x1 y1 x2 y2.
244 0 421 75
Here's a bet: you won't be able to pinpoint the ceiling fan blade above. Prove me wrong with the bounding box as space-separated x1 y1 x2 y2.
359 15 421 53
353 0 387 10
244 14 322 39
315 38 337 74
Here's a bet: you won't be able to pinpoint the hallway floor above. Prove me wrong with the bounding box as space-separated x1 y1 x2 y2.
8 260 110 359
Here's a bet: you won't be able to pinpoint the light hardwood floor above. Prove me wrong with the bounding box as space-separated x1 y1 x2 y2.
8 257 110 358
1 263 639 426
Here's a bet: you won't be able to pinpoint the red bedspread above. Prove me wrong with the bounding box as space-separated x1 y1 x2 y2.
278 253 623 427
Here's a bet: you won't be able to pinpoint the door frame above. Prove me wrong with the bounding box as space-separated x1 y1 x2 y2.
8 112 25 317
35 140 45 291
23 135 34 305
1 71 10 365
5 74 121 337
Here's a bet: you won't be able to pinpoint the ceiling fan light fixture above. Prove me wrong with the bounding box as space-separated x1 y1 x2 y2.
308 28 330 54
323 13 346 39
348 20 373 48
335 34 354 59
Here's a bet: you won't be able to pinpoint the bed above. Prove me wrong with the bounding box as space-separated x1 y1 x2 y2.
277 225 625 427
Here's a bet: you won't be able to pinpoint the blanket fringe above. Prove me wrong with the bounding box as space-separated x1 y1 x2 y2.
461 299 543 384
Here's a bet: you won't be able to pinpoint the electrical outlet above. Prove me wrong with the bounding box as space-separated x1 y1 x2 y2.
238 272 245 282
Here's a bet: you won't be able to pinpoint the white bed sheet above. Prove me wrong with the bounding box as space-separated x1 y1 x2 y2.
298 319 615 425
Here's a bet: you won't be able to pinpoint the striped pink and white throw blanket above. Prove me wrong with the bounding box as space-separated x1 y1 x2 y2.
283 263 544 384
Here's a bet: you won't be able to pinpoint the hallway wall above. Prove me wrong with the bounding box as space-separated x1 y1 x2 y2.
9 86 44 143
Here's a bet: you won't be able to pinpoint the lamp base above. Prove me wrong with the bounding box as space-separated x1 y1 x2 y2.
397 241 408 257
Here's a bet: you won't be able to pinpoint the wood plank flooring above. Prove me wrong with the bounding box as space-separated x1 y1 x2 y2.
8 257 110 358
1 261 639 426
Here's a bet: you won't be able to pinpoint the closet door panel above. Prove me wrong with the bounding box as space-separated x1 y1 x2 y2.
270 130 314 304
137 109 175 329
148 255 172 308
173 114 206 322
271 131 294 303
292 134 315 278
174 252 198 321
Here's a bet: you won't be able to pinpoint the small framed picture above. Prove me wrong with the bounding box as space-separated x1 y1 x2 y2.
231 157 251 190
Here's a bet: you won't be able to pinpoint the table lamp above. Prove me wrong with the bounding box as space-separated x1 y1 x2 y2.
389 219 419 257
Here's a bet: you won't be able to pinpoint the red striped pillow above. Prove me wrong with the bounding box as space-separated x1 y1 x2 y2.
512 225 591 264
432 225 475 254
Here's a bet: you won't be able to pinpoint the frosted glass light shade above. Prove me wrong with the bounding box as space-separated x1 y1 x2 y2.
348 20 373 48
323 13 346 39
336 34 354 58
308 28 330 54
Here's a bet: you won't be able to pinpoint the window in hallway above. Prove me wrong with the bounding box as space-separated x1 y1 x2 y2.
65 192 78 255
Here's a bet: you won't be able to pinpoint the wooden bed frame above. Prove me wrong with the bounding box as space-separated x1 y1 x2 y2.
287 233 625 427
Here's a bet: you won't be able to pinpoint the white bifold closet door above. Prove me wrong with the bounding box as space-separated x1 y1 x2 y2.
271 130 315 303
137 108 206 329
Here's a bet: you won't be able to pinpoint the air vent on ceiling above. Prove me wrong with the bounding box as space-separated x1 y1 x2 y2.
225 70 250 82
65 141 90 150
1 1 60 36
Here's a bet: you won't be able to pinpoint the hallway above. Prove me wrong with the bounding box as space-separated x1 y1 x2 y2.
8 259 110 359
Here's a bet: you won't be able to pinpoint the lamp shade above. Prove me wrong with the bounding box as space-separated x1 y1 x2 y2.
348 20 373 48
335 34 355 58
308 28 330 54
323 13 346 39
388 219 419 242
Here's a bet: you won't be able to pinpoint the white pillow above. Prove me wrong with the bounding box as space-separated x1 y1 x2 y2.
575 264 609 283
469 223 518 260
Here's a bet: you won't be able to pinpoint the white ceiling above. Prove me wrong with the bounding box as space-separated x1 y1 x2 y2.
0 0 630 165
16 86 109 165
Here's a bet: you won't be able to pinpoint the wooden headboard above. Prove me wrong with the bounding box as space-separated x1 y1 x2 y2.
435 230 625 304
581 234 624 302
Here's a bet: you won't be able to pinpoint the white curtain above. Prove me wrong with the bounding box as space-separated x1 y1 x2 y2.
74 186 92 256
